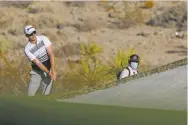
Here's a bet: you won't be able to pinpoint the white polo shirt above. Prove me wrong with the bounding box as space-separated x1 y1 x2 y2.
24 35 52 70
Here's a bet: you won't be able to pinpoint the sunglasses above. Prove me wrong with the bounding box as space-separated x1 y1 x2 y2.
25 31 36 37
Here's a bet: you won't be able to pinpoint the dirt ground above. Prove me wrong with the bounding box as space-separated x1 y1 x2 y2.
0 1 187 70
88 25 187 68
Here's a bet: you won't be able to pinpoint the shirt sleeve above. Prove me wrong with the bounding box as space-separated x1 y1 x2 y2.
119 69 129 79
24 47 36 61
42 35 52 48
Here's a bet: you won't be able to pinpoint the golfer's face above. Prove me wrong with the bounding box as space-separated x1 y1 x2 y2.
26 32 36 42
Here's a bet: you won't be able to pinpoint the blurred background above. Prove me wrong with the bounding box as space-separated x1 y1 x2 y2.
0 1 187 97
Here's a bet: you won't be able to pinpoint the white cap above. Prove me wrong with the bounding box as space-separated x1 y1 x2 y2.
24 25 36 35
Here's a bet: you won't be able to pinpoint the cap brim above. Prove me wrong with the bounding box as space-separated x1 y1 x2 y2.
27 29 35 34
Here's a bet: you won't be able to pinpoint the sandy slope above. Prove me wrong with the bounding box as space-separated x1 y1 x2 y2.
60 65 187 111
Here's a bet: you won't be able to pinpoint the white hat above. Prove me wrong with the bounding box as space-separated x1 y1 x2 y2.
24 25 36 35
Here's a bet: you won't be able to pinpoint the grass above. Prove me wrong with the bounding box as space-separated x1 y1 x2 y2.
0 95 186 125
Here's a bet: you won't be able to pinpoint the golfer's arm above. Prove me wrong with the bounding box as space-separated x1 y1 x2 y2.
24 48 50 73
46 45 55 73
50 54 55 73
33 58 50 73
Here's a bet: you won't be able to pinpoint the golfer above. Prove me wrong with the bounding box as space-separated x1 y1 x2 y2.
24 25 56 96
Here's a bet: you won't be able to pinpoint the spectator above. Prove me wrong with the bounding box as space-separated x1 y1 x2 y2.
119 54 140 79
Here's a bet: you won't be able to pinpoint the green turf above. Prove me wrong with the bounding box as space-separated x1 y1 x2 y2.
0 95 186 125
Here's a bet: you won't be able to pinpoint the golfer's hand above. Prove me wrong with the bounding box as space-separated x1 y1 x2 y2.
48 71 56 81
48 71 53 80
51 71 56 81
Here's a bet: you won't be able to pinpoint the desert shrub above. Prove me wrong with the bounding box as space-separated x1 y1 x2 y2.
51 46 148 98
64 1 85 7
146 2 187 30
137 57 149 72
37 14 61 28
0 36 12 56
144 1 155 9
0 55 30 95
74 59 113 87
0 7 26 35
77 41 112 84
106 1 145 28
72 17 103 32
69 42 114 86
0 9 14 29
54 42 81 58
25 13 64 29
27 2 55 14
0 36 29 95
79 42 103 60
25 2 65 29
0 1 32 8
41 30 59 42
108 48 136 76
121 2 145 28
52 42 114 96
8 24 25 36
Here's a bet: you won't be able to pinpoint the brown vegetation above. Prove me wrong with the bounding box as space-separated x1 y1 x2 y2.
0 1 187 96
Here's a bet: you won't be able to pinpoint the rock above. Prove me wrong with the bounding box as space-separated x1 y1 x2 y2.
146 2 187 30
28 8 40 14
56 24 65 30
175 31 184 39
137 32 149 37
